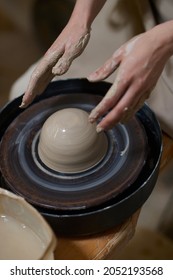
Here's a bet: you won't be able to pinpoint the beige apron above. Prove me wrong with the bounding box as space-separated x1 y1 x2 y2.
111 0 173 137
137 0 173 138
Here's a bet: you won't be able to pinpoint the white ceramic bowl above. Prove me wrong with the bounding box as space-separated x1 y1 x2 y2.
0 188 56 260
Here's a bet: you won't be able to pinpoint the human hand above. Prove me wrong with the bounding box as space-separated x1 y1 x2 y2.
88 29 171 132
20 22 90 107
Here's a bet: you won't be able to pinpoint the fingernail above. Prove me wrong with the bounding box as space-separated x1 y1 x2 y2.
89 110 99 121
89 117 95 123
52 66 61 75
53 66 67 75
19 101 26 108
52 67 56 75
96 125 103 133
87 73 97 81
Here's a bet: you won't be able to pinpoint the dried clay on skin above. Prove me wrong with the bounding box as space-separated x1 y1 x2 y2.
52 32 90 75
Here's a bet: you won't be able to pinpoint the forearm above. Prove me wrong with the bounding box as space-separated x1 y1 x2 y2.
68 0 107 29
21 0 107 107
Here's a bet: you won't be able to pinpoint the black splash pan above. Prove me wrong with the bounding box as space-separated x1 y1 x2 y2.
0 79 162 236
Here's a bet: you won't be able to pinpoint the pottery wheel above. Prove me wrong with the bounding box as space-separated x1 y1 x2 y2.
0 94 147 211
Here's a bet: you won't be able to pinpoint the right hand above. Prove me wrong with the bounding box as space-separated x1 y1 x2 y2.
20 22 91 108
88 27 173 131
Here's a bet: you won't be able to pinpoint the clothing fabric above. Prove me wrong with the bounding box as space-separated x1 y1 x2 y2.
136 0 173 138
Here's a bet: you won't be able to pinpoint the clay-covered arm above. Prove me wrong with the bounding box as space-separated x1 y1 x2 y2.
88 20 173 132
21 0 107 107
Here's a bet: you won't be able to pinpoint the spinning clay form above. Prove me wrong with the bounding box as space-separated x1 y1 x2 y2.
38 108 108 173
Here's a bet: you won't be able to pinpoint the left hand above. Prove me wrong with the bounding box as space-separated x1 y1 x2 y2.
88 30 171 132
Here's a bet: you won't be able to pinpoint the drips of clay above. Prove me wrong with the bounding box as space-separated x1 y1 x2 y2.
0 188 56 260
38 108 108 173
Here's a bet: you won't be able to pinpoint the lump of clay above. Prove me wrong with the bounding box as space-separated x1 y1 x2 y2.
38 108 108 173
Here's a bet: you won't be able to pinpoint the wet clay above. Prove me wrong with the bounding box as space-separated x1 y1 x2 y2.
38 108 108 173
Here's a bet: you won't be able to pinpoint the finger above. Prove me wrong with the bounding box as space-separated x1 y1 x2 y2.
52 54 73 75
88 48 122 82
96 105 134 132
20 50 64 107
120 108 136 124
120 90 152 124
120 99 147 124
131 91 150 113
89 73 130 123
53 32 90 75
21 71 54 108
95 84 143 131
87 56 120 82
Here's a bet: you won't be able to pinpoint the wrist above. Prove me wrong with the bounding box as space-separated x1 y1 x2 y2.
68 0 107 30
151 21 173 58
